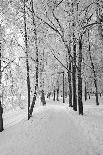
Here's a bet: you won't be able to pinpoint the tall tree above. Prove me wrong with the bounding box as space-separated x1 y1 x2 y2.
31 0 39 91
72 39 77 111
88 43 99 105
62 71 65 103
72 1 77 111
0 24 4 132
23 0 31 120
56 80 59 101
78 35 83 115
29 0 39 118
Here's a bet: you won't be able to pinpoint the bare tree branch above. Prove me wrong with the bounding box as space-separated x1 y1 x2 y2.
82 21 99 29
55 0 64 8
52 10 64 36
25 4 62 37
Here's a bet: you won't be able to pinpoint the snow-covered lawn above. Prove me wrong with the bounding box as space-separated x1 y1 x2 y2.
3 97 41 128
0 100 103 155
3 108 27 128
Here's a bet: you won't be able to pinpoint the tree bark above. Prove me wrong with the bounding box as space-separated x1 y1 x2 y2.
29 92 36 117
89 44 99 105
89 93 90 99
53 87 55 101
56 89 59 101
84 82 87 101
41 90 46 105
31 0 39 90
78 37 83 115
72 42 77 111
56 80 59 101
0 26 4 131
66 42 72 107
68 60 72 107
29 0 39 118
24 0 31 120
63 71 65 103
95 0 103 42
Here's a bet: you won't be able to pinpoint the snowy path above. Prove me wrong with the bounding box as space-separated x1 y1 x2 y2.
0 105 100 155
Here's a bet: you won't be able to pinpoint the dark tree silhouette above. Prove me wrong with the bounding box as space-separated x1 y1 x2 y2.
0 24 4 132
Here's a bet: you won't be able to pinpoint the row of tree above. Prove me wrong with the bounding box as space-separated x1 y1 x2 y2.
0 0 103 132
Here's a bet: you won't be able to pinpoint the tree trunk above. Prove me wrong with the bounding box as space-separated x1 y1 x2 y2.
0 27 4 131
84 82 87 101
48 92 51 99
56 80 59 101
31 0 39 89
94 79 99 105
89 93 90 99
89 44 99 105
78 37 83 115
53 87 55 101
29 92 36 117
68 60 72 107
41 90 46 106
66 42 72 107
63 72 65 103
95 0 103 43
72 42 77 111
24 0 31 120
56 89 59 101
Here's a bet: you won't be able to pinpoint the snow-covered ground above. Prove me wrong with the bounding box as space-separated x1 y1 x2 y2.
0 97 103 155
3 97 41 128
